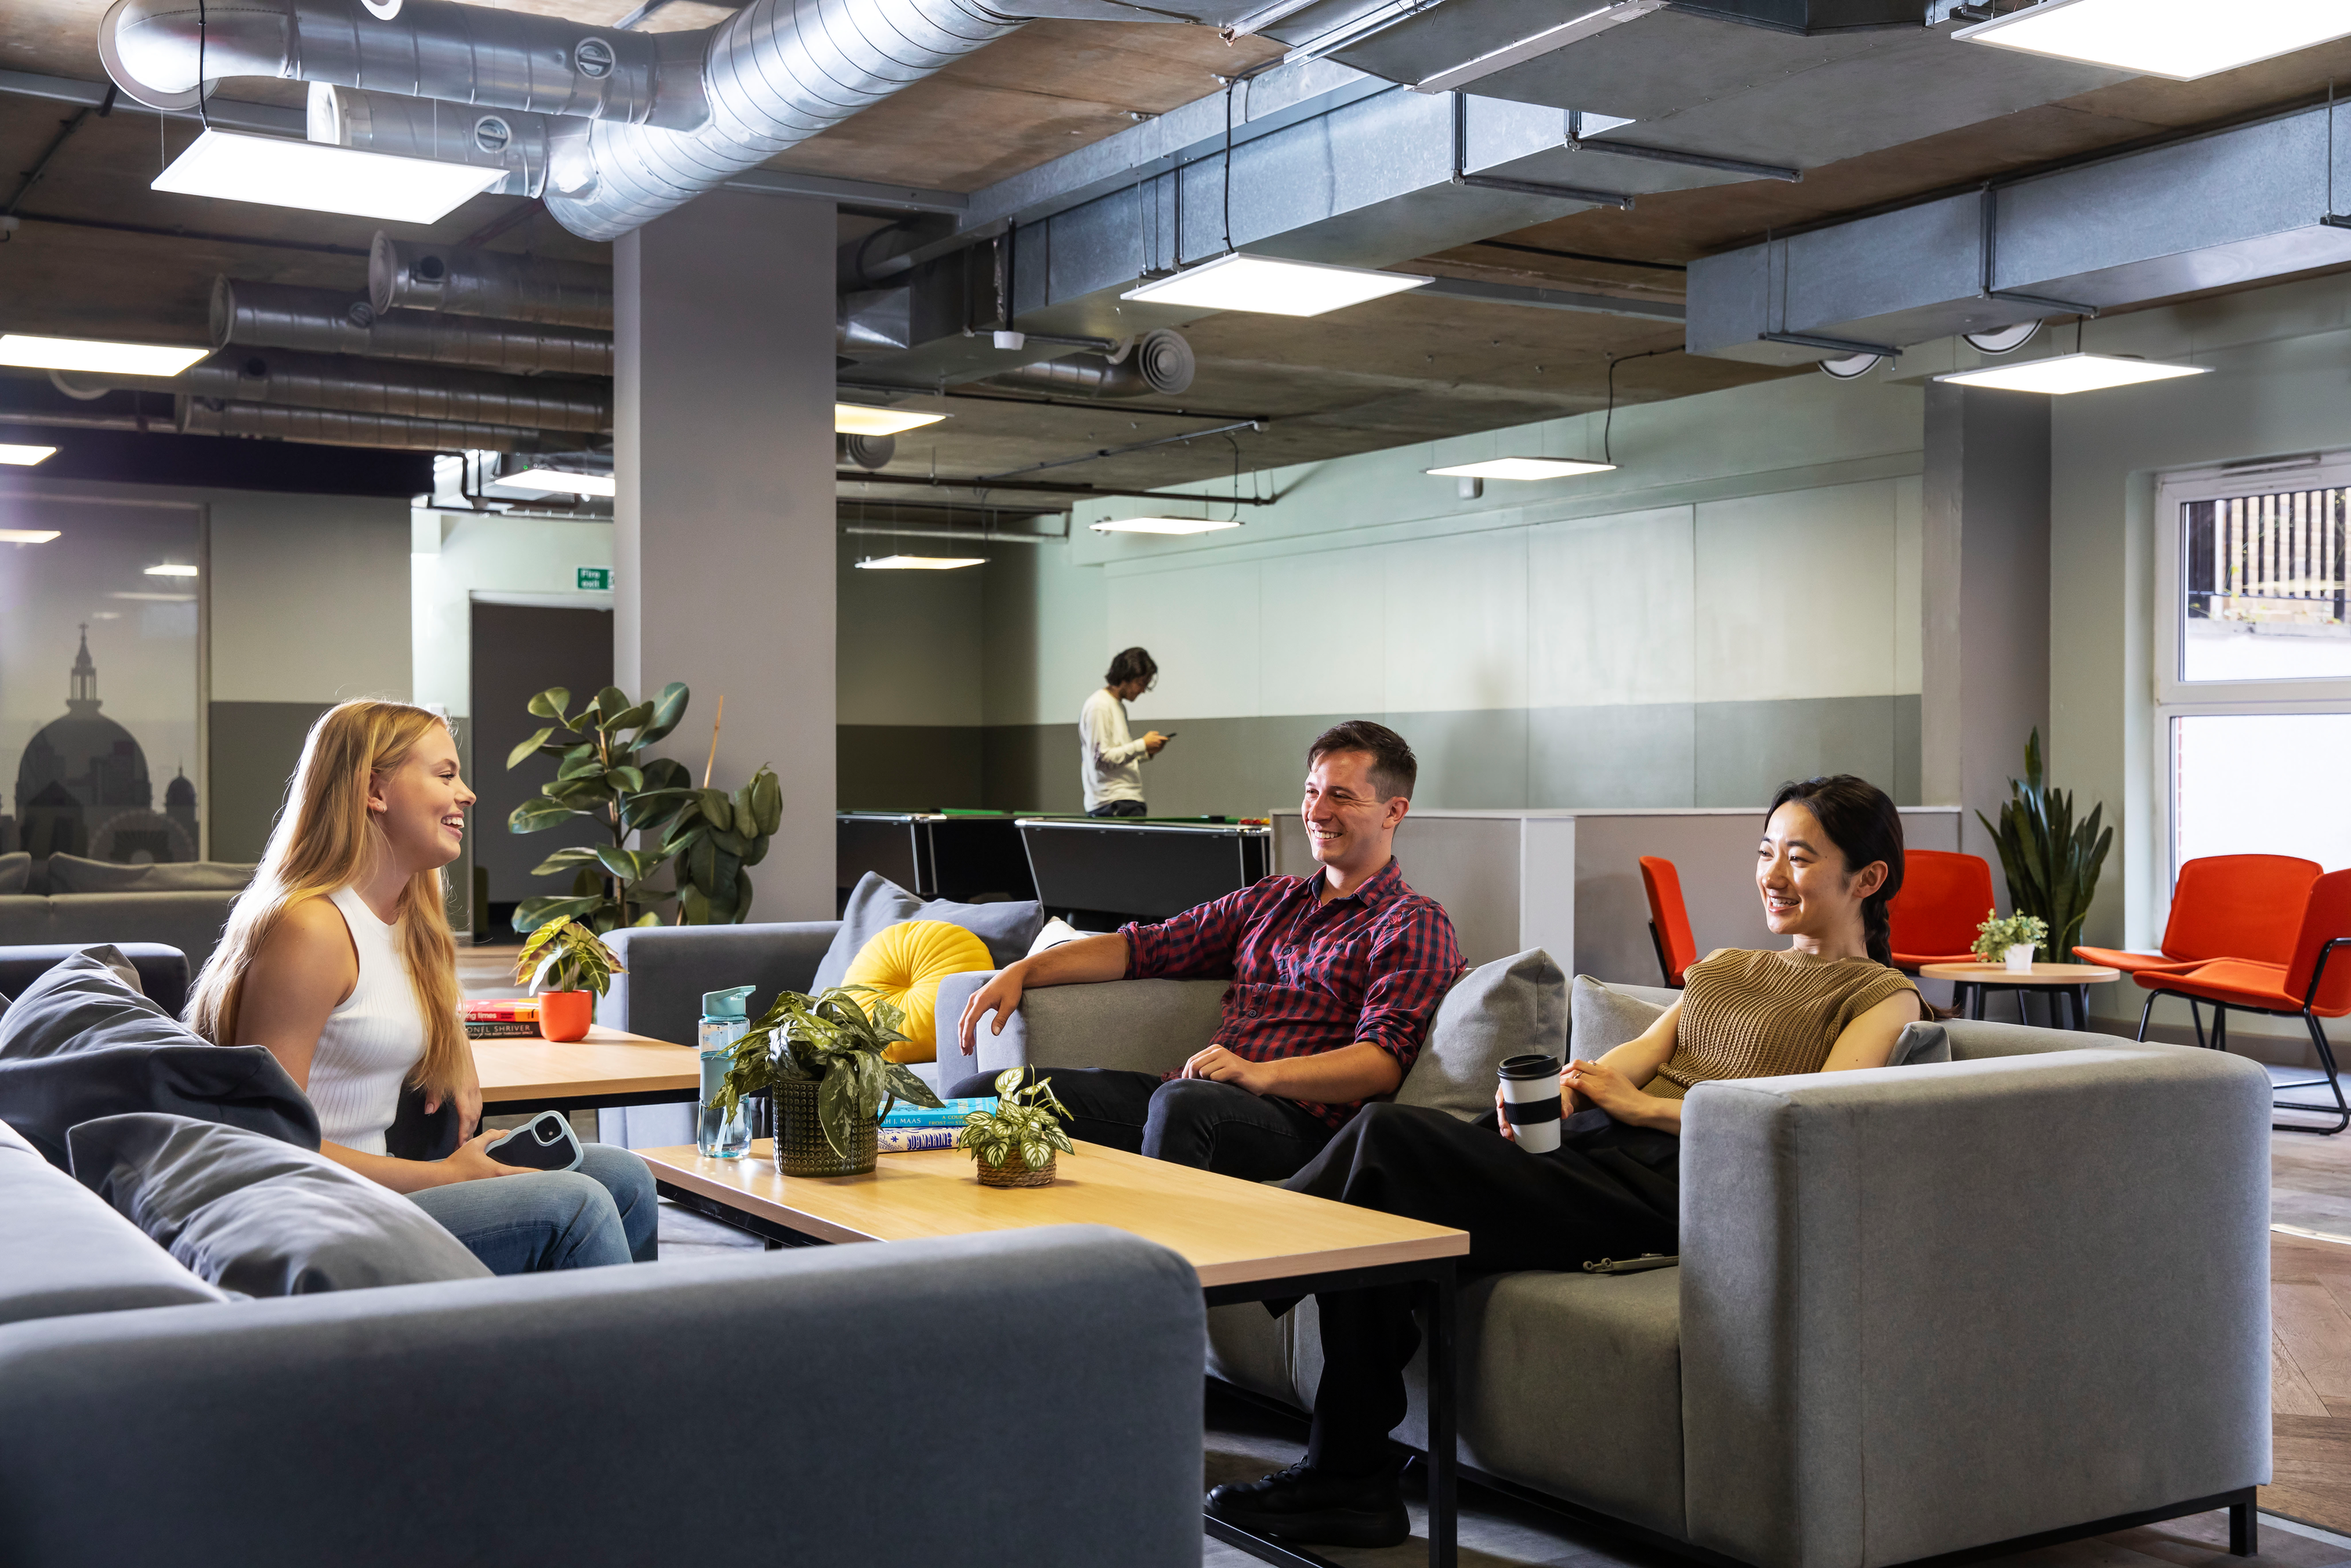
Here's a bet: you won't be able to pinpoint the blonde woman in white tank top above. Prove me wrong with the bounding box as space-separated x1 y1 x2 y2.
194 701 654 1273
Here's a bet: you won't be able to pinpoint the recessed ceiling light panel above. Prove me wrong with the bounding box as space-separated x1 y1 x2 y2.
143 563 200 577
152 129 505 223
0 527 62 541
0 444 60 468
1121 254 1431 317
1425 458 1617 480
1936 353 2210 394
1089 516 1245 535
504 467 618 498
835 404 948 437
0 336 206 377
854 555 986 570
1953 0 2351 81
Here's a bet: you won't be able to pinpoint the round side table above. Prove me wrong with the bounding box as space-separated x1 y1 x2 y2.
1918 961 2122 1030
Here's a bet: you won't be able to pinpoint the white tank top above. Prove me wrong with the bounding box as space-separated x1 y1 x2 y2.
306 886 427 1157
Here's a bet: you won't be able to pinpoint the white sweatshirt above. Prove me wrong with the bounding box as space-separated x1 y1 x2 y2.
1079 686 1150 810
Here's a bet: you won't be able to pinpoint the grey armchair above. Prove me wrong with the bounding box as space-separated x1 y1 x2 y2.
936 969 2273 1568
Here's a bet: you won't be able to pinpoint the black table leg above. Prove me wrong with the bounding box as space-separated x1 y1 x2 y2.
1424 1260 1458 1568
2073 987 2091 1030
1969 983 1985 1021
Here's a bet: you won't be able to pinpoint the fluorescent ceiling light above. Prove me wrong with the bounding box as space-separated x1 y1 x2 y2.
836 404 947 437
0 527 61 542
853 555 985 570
144 563 200 577
0 443 60 466
108 591 195 601
1425 458 1617 480
0 335 206 377
1121 254 1432 317
1936 353 2210 394
504 467 617 498
1089 516 1244 535
1954 0 2351 81
152 129 504 223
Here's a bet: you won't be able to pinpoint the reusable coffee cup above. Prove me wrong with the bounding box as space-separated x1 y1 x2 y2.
1498 1054 1563 1153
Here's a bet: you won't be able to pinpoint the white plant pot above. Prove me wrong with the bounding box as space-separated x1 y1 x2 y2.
2004 943 2037 974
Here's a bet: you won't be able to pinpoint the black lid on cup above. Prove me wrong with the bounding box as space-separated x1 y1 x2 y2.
1498 1054 1560 1080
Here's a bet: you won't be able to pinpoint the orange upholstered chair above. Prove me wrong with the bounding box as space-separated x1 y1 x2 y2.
1639 856 1698 989
1886 849 1997 972
2077 853 2320 979
2135 867 2351 1134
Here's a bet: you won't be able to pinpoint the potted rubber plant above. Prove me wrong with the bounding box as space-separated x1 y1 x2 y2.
955 1068 1076 1188
513 918 624 1043
713 986 944 1177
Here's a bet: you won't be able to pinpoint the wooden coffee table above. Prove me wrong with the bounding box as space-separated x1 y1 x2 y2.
1919 961 2123 1030
473 1026 698 1115
640 1139 1471 1568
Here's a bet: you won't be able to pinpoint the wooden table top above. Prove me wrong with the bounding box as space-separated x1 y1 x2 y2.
473 1026 697 1103
1919 961 2122 985
637 1139 1469 1289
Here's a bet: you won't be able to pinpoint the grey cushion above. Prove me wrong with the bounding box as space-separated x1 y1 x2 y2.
0 942 191 1018
0 1114 229 1325
44 856 256 894
813 873 1044 993
0 853 27 896
1889 1019 1951 1066
940 972 1226 1083
1570 974 1669 1058
1396 947 1565 1120
0 947 319 1169
70 1113 491 1296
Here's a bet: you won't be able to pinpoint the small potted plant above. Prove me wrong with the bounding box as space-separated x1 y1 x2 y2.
955 1068 1076 1188
1972 911 2051 975
712 985 944 1177
513 918 624 1042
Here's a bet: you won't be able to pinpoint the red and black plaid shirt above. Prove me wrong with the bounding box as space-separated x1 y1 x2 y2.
1121 857 1463 1130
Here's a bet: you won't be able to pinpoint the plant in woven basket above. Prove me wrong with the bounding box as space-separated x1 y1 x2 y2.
1976 729 2112 963
714 985 944 1158
1970 911 2049 965
512 918 625 998
956 1068 1075 1184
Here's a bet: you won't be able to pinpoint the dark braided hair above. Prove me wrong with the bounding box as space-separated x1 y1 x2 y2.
1766 775 1905 969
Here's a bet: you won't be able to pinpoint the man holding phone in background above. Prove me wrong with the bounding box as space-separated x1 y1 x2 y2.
1080 646 1169 817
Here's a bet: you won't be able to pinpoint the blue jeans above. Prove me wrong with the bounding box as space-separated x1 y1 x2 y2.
408 1143 658 1273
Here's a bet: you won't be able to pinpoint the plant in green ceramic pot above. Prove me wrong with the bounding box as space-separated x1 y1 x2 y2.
713 986 944 1177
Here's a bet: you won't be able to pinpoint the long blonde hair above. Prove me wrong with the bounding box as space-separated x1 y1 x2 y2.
188 700 465 1099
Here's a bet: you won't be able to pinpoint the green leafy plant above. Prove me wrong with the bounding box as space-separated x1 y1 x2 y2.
504 683 782 933
1971 911 2050 964
513 918 625 997
714 986 945 1157
955 1068 1076 1172
1976 729 2114 964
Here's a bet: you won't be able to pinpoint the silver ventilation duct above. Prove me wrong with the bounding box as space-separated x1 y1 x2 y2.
838 433 896 469
176 396 556 452
306 83 551 199
213 277 615 378
981 330 1193 400
182 349 612 433
370 235 613 328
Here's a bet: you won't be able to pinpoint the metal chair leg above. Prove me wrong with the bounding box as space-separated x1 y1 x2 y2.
2212 1004 2227 1054
2274 1012 2351 1135
2135 990 2157 1042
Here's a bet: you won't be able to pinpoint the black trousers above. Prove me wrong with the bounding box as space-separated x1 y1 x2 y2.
1278 1102 1680 1473
943 1066 1336 1181
1087 799 1147 818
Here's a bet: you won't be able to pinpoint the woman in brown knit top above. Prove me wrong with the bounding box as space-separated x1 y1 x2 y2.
1208 775 1924 1548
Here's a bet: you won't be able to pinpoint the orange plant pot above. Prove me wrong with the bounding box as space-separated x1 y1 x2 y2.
537 990 593 1043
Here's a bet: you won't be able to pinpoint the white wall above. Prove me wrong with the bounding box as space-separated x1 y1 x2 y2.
212 490 411 704
411 509 614 718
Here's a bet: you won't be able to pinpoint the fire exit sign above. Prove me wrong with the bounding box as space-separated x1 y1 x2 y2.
577 567 612 592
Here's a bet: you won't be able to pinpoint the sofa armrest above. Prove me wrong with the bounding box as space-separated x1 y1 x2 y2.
596 921 839 1045
1679 1046 2270 1568
0 1226 1205 1568
934 971 1226 1088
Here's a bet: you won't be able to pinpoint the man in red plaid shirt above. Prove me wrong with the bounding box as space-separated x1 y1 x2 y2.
951 721 1462 1180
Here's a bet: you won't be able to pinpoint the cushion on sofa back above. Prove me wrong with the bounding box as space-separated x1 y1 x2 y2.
44 856 257 894
0 852 28 895
70 1113 491 1296
813 874 1043 992
0 1114 230 1325
1396 948 1566 1120
0 948 319 1169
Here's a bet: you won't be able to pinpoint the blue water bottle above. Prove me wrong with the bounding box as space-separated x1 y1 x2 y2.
697 986 756 1159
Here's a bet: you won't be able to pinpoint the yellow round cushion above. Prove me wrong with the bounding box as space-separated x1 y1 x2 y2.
842 919 994 1063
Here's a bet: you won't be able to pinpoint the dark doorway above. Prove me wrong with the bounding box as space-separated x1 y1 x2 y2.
471 602 613 933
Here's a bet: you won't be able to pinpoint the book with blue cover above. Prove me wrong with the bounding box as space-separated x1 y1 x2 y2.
878 1127 961 1153
881 1097 991 1129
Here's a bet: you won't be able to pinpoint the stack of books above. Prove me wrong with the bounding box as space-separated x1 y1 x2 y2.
877 1096 991 1153
463 998 539 1040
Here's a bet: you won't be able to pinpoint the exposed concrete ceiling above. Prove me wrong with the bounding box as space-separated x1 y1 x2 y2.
8 0 2351 509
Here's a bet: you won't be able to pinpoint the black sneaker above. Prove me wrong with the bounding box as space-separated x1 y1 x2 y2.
1204 1459 1410 1548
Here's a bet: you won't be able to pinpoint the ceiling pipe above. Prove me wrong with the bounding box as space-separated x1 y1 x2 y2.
214 278 615 377
306 83 552 198
838 433 896 469
370 235 613 328
176 397 560 452
181 349 612 433
978 329 1194 400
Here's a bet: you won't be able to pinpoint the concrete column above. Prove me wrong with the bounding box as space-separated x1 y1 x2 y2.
615 190 837 921
1922 382 2051 873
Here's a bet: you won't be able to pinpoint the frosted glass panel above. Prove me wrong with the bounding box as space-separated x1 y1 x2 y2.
2179 492 2351 683
2173 712 2351 874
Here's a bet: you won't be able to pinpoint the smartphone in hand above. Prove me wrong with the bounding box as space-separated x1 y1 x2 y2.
486 1110 584 1172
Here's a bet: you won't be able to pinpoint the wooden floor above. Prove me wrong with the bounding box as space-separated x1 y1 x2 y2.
2271 1232 2351 1534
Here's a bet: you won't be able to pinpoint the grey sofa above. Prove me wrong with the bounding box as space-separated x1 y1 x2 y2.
0 892 240 979
0 1111 1207 1567
935 970 2273 1568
